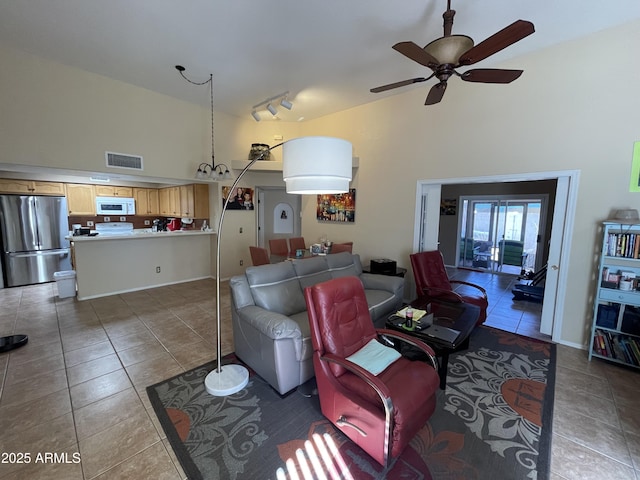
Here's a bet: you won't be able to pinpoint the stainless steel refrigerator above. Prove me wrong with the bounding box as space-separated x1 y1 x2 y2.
0 195 72 287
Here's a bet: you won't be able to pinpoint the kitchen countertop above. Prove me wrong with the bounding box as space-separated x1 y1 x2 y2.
67 229 216 241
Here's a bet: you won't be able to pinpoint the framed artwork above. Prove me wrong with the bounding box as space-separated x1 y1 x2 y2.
629 142 640 192
316 189 356 222
440 198 457 215
222 186 254 210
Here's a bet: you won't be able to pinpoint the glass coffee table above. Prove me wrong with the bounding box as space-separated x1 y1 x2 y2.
385 298 481 389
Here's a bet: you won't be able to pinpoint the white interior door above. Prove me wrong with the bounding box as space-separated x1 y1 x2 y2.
540 176 570 336
256 187 301 248
414 183 441 252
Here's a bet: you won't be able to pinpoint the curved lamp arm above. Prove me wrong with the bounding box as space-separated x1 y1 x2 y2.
214 143 283 374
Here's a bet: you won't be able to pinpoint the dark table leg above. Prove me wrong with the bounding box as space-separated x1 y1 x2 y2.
438 352 450 390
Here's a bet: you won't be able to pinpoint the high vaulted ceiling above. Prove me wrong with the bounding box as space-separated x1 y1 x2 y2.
1 1 639 122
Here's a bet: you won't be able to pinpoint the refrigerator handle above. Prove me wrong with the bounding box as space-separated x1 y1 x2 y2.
9 249 69 259
32 196 42 248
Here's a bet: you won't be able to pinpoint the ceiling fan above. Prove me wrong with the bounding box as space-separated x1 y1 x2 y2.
370 0 535 105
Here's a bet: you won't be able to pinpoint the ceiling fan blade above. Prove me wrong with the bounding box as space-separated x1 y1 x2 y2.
392 41 440 68
458 20 535 66
370 76 430 93
425 82 447 105
461 68 523 83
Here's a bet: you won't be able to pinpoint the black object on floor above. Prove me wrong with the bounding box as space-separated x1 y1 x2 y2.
0 334 28 353
513 264 547 302
512 284 545 302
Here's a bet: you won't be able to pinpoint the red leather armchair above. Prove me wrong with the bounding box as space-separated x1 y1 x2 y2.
410 250 488 325
304 276 440 466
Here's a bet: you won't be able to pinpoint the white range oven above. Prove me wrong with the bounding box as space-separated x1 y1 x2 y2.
95 196 136 215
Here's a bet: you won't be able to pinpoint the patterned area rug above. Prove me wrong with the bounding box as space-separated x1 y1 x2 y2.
147 326 555 479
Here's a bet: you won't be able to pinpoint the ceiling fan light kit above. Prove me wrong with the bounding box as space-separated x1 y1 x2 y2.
371 0 535 105
423 35 473 64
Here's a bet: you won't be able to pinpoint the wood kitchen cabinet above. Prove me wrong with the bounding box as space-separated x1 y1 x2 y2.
133 188 159 215
159 184 209 218
0 178 65 195
94 185 134 197
191 183 209 219
159 186 180 216
65 184 96 215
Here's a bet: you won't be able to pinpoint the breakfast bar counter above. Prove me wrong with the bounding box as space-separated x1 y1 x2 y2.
69 230 216 300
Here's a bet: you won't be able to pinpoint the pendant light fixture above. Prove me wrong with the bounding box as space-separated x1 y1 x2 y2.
175 65 232 180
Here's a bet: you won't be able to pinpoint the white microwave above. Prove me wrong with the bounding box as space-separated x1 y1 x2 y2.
96 196 136 215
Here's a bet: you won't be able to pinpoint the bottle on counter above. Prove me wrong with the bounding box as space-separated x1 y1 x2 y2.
405 307 413 328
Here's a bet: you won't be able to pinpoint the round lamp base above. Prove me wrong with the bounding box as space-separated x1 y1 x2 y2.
204 364 249 396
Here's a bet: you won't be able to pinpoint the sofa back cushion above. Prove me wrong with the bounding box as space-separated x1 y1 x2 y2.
326 251 363 278
291 256 332 289
245 262 306 316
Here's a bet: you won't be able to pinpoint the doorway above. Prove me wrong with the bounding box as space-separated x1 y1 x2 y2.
256 187 302 249
458 194 548 275
413 170 579 342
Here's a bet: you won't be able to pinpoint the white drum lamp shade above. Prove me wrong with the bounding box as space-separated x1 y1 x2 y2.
283 137 352 194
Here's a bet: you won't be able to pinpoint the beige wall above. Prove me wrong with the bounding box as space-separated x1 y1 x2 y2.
1 19 639 348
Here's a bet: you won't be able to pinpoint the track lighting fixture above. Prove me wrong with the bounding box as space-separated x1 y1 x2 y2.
175 65 233 181
251 91 292 121
266 103 278 116
280 98 293 110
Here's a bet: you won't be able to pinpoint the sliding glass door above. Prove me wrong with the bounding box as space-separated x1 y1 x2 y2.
458 195 547 274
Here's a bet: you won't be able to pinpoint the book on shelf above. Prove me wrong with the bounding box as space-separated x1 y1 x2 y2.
595 328 640 366
628 337 640 364
606 232 640 259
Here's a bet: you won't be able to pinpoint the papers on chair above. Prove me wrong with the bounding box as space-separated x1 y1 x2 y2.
397 306 428 320
345 339 401 376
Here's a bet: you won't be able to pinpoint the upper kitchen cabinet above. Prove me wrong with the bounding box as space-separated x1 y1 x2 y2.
159 184 209 219
133 188 159 216
66 184 96 215
159 186 180 216
184 184 209 219
0 178 65 196
95 185 134 197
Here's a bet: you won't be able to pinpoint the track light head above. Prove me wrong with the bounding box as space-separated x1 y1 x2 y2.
280 98 293 110
251 110 261 122
266 103 278 116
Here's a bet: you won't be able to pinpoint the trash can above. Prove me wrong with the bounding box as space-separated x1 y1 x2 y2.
53 270 76 298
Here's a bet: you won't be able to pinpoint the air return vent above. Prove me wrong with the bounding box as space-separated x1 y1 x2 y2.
105 151 143 171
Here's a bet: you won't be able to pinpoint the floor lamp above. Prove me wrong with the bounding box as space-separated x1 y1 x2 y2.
204 136 353 396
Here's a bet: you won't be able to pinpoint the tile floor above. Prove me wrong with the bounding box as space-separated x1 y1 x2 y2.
0 271 638 479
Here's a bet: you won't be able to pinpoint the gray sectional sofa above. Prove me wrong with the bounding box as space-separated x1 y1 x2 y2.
229 252 404 395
